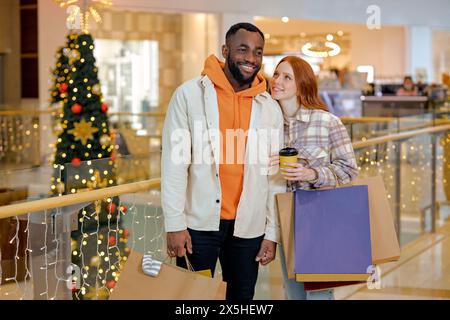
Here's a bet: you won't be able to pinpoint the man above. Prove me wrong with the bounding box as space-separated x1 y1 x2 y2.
161 22 285 301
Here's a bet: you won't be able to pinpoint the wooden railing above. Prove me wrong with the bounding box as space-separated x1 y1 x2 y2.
0 178 160 219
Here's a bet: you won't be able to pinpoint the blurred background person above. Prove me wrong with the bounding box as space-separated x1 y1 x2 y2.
396 76 419 96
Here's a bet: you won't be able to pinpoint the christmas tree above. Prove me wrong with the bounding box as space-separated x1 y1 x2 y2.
50 32 130 300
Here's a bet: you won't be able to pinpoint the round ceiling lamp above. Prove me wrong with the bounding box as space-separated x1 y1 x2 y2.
301 41 341 58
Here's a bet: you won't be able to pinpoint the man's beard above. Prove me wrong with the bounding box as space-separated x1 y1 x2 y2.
227 53 260 86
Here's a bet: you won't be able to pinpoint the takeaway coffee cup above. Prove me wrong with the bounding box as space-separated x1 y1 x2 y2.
279 147 298 169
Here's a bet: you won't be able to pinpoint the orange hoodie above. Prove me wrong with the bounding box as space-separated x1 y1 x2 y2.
202 55 267 220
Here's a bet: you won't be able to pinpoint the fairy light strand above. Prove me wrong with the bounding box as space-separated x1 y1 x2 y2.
22 214 32 300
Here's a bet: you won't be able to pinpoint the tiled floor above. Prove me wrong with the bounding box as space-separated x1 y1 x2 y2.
343 221 450 300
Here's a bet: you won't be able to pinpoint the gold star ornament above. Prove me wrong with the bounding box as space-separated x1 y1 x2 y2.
68 118 99 145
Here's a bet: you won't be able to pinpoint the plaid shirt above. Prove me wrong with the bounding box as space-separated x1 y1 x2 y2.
284 107 358 191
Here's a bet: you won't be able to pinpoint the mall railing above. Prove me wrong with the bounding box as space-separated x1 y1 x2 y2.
0 109 164 170
0 109 45 168
1 122 450 299
353 123 450 246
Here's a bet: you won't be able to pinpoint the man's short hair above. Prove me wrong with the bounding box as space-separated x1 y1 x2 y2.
225 22 265 45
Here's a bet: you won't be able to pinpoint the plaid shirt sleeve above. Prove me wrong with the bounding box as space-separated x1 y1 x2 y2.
312 116 358 188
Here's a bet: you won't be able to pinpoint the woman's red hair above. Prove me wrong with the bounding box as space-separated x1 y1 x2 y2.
276 56 328 112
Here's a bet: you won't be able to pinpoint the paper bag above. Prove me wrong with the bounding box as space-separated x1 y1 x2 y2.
294 186 372 281
109 250 226 300
275 192 295 279
276 176 399 288
276 192 363 290
354 176 400 264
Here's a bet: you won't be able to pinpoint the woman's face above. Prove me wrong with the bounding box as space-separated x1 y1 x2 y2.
270 61 297 101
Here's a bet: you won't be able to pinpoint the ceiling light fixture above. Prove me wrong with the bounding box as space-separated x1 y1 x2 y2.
301 41 341 58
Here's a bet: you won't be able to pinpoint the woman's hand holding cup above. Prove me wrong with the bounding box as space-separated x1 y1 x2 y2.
281 162 318 182
278 147 318 182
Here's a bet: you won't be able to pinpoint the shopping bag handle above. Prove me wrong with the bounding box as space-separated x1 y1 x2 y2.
166 255 195 272
329 166 341 189
184 255 195 272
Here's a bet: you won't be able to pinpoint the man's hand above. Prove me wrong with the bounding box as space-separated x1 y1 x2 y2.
166 230 193 258
255 239 277 266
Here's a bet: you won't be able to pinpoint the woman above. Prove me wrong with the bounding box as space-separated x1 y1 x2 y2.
396 76 418 96
269 56 358 300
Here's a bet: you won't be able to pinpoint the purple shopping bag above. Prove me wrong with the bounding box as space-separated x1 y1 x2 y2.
294 185 372 282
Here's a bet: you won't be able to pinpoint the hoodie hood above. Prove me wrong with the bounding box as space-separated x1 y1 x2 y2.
202 55 266 97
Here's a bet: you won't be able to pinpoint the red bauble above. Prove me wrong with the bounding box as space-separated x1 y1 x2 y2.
110 153 116 162
123 229 129 238
120 205 128 213
71 282 78 293
59 83 68 93
106 280 116 289
71 103 82 114
108 236 116 246
71 158 81 167
101 103 108 113
106 202 117 213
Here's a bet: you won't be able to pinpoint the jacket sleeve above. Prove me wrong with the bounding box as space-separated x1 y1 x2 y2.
161 86 191 232
312 115 358 188
264 105 286 243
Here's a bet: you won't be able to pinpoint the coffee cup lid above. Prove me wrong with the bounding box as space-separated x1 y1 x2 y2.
279 147 298 156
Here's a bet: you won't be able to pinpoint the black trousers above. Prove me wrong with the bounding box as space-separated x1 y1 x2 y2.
176 220 264 301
